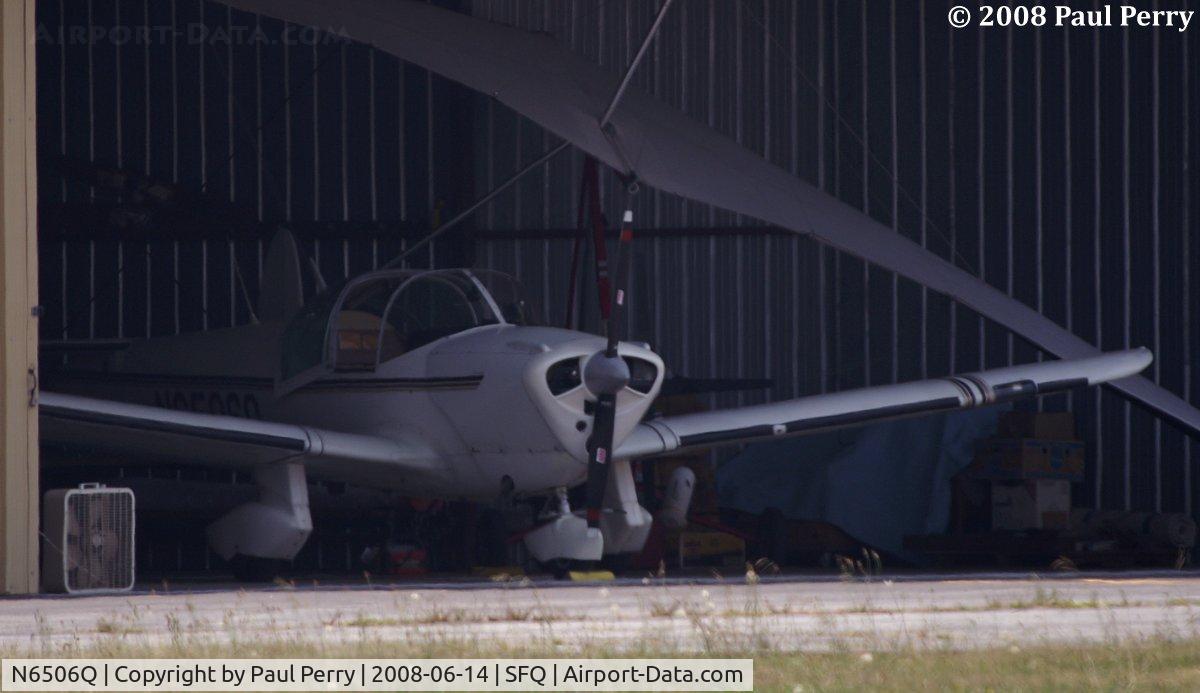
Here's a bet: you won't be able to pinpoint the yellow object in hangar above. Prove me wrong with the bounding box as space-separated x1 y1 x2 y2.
0 0 39 595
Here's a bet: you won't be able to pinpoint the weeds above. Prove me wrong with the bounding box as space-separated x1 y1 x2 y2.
834 548 883 581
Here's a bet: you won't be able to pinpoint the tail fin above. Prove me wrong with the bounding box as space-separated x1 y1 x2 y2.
256 227 305 323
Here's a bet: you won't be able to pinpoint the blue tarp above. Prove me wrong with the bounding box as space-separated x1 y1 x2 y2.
717 406 1008 561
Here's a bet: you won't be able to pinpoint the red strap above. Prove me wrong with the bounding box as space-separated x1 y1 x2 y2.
564 157 613 326
584 159 612 321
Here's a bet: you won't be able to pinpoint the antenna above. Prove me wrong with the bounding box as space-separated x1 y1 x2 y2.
307 256 328 295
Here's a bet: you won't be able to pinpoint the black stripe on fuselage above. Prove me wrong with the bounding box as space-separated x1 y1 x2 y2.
676 396 965 448
297 376 483 392
46 371 484 392
45 371 273 389
39 405 308 451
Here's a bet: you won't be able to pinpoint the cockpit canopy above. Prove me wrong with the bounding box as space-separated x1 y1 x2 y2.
280 269 535 380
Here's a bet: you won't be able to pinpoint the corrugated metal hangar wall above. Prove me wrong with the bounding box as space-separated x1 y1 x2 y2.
35 1 1200 527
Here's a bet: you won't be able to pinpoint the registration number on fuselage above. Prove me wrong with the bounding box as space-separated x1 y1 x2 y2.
153 390 262 419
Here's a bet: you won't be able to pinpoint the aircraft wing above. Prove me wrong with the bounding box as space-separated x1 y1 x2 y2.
39 392 444 486
617 349 1152 459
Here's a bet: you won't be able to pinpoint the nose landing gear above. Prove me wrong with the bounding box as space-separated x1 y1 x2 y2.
523 458 656 579
522 488 604 575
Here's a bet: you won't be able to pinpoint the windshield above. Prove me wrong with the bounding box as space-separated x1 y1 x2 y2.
380 272 500 360
470 269 541 326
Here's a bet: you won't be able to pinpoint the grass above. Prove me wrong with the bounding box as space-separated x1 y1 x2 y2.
641 585 1167 619
338 605 542 627
753 640 1200 692
92 617 143 636
7 637 1200 691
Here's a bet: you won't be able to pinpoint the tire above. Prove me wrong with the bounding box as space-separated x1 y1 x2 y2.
547 558 573 580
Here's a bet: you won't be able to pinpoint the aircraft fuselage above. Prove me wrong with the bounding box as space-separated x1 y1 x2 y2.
45 321 664 499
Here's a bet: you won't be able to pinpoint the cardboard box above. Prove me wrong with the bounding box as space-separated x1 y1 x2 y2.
991 479 1071 530
678 530 745 569
997 411 1076 440
966 438 1085 481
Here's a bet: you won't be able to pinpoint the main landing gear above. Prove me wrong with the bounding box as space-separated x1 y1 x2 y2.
206 462 312 582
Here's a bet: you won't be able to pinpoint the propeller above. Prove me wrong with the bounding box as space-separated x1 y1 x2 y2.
582 209 635 528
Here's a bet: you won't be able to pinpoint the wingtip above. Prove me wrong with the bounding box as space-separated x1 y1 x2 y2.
1080 348 1154 386
1112 347 1154 378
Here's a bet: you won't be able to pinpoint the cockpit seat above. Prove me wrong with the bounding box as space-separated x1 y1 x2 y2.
335 311 398 371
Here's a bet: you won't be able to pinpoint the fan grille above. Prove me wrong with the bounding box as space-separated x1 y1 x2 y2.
65 490 135 592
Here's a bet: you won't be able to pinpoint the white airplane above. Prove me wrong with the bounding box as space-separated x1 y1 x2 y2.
40 220 1152 580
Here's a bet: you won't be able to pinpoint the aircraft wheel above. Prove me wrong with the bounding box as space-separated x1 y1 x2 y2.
546 559 573 580
229 555 285 583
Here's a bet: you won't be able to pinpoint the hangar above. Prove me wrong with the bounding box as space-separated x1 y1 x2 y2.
0 0 1196 591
